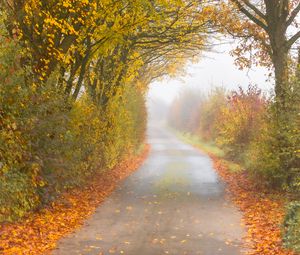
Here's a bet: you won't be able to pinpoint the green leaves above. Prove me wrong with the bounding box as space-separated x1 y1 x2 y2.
283 201 300 252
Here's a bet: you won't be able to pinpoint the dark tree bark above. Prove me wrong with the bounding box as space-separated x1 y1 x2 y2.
297 47 300 79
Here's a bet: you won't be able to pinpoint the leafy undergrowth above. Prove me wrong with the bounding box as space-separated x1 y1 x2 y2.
284 202 300 252
211 154 295 255
0 145 150 255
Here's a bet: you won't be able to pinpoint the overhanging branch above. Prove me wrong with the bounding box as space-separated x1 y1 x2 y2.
232 0 268 32
240 0 266 20
286 3 300 27
286 30 300 49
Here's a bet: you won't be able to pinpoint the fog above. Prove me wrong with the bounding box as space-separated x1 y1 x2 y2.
147 44 273 106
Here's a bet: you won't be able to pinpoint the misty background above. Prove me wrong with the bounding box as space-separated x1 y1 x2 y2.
147 43 273 123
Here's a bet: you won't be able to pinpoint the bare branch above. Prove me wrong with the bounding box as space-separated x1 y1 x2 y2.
232 0 268 31
240 0 266 19
286 3 300 27
286 30 300 49
2 0 14 11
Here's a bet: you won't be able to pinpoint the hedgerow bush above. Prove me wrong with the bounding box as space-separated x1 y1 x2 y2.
0 37 41 220
283 201 300 252
168 82 300 191
246 77 300 189
197 87 226 141
0 36 147 222
216 85 267 161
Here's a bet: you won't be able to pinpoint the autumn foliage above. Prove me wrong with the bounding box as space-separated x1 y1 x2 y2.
0 0 214 222
168 82 300 253
0 16 149 221
212 155 294 255
1 0 299 253
0 145 150 255
169 83 299 190
215 86 267 161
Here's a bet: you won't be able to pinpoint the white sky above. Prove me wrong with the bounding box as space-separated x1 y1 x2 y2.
147 44 274 104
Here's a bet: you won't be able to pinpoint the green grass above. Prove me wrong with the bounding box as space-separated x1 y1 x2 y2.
221 159 244 173
176 132 225 158
283 202 300 252
174 130 243 173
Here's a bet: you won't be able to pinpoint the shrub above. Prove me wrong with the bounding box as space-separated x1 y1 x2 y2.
215 85 267 161
197 87 227 141
0 36 41 220
0 37 147 221
283 201 300 252
168 83 299 191
246 77 300 189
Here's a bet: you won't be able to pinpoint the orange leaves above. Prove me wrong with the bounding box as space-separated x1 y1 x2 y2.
211 155 295 255
0 145 150 255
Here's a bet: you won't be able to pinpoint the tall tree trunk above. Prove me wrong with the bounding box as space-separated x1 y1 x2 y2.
297 47 300 79
64 61 80 96
265 0 289 105
72 53 89 100
273 48 289 105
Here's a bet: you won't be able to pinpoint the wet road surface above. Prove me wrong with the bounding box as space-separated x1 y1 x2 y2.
53 125 245 255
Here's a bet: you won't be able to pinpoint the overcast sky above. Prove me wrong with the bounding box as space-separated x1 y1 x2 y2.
147 43 274 105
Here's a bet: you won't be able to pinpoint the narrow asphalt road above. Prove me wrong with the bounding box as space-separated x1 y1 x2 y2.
53 124 245 255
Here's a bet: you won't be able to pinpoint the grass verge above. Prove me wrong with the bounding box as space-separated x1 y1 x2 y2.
175 131 243 174
174 130 295 255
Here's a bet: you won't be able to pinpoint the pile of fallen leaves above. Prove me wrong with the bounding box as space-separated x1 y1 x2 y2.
0 145 150 255
210 155 295 255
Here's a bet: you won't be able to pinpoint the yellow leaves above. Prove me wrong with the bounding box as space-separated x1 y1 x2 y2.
48 37 54 46
215 1 272 69
17 0 97 76
0 145 150 254
44 17 78 36
62 1 72 8
44 18 56 26
13 0 210 89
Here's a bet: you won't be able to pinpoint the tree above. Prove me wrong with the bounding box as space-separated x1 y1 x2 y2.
218 0 300 104
78 0 212 105
1 0 212 106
